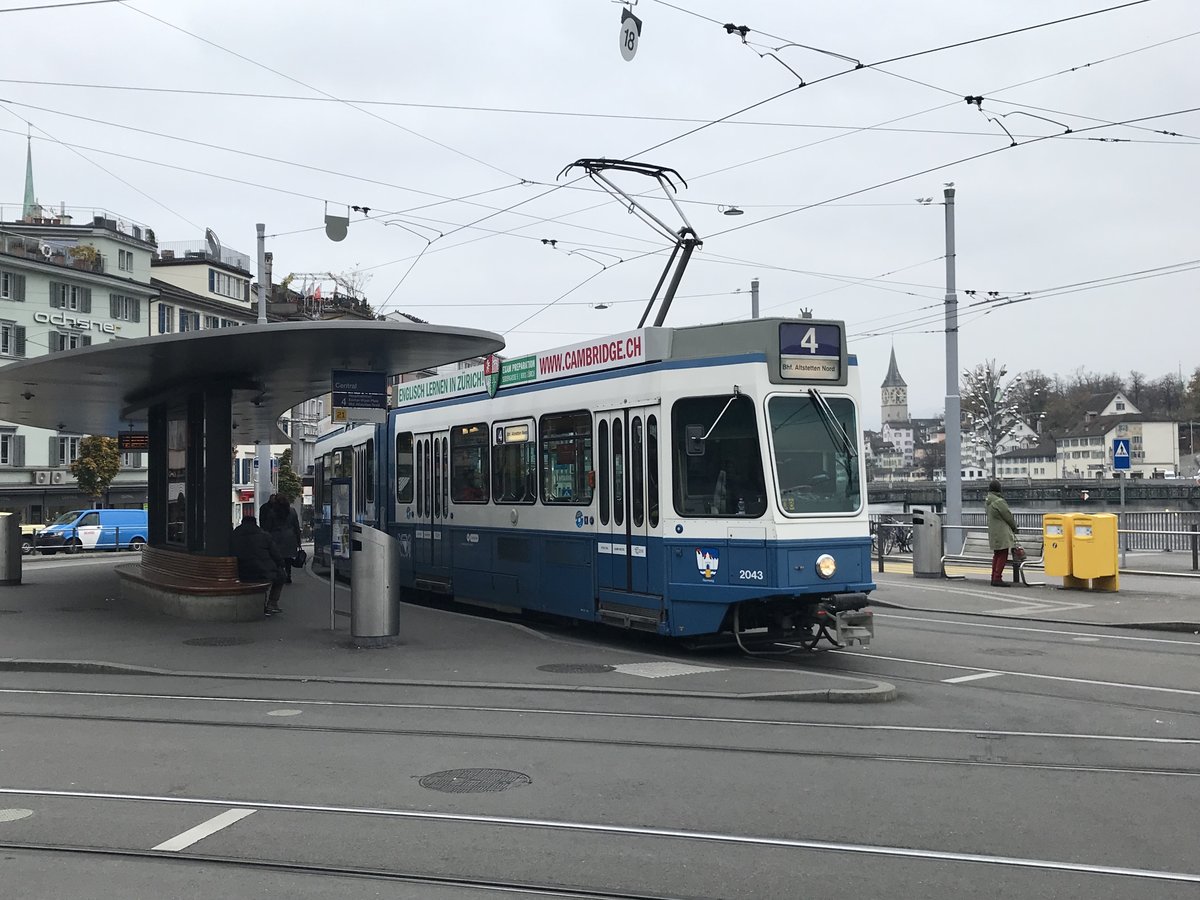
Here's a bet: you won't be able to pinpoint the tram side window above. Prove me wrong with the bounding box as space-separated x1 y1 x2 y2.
321 453 332 512
539 411 593 505
450 423 489 503
647 415 659 528
493 421 537 504
598 420 610 525
395 432 414 503
672 395 767 518
364 439 375 504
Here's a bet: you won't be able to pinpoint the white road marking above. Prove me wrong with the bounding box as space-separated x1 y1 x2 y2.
266 709 302 717
2 788 1196 885
874 613 1200 646
612 662 723 679
0 808 33 822
942 672 1004 685
2 688 1197 744
834 650 1200 697
1074 637 1102 643
151 807 255 852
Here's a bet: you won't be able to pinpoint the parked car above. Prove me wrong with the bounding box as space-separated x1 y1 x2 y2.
19 524 41 555
34 508 148 555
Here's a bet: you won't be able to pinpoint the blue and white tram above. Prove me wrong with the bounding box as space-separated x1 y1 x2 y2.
315 317 875 646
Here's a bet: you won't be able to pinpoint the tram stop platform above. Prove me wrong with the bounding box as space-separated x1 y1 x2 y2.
872 567 1200 633
0 555 896 703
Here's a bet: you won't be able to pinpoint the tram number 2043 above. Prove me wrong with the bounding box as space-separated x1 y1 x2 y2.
738 569 765 581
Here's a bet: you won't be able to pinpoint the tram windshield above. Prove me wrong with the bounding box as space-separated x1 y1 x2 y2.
768 395 861 514
672 395 767 517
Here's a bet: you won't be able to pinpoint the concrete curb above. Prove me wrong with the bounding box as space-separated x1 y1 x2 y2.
0 658 898 703
870 598 1200 634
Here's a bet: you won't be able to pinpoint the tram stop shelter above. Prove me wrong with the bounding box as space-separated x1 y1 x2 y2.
0 320 503 620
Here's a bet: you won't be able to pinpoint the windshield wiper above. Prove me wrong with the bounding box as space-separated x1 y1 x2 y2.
808 389 858 459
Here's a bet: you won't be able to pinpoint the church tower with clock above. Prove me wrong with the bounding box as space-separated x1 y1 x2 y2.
881 347 909 424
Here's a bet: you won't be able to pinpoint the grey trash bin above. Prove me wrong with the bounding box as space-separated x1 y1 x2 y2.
911 509 943 578
0 513 21 585
349 523 401 647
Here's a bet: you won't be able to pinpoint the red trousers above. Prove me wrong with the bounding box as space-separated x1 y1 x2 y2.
991 550 1009 583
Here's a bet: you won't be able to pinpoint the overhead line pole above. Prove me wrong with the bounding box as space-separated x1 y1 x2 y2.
254 222 272 520
943 188 962 550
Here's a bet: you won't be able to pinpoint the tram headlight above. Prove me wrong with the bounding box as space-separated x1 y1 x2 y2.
815 553 837 580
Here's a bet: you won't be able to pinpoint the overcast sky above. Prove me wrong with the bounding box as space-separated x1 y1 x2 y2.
2 0 1196 428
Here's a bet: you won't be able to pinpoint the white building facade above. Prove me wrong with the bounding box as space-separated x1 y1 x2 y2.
0 210 157 523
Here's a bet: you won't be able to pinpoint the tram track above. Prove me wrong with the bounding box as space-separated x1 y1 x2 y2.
3 685 1197 744
2 708 1197 779
2 788 1199 888
791 658 1200 719
0 842 690 900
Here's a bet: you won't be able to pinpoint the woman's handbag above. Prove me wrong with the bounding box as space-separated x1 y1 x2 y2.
293 547 308 567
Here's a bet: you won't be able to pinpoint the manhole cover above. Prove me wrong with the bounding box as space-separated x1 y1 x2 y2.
537 663 615 674
981 647 1045 657
418 768 531 794
182 636 255 647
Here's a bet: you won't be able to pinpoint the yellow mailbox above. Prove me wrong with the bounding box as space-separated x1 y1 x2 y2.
1069 513 1119 592
1042 513 1077 580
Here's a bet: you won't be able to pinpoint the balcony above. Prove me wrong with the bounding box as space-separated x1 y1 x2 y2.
156 240 251 273
0 233 106 274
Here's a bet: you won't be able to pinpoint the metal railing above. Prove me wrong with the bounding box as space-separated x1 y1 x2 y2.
869 511 1200 575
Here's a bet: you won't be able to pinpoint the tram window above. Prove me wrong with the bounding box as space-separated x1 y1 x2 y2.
441 436 448 516
647 415 659 528
434 438 442 518
423 439 432 515
450 423 489 503
492 421 537 504
334 448 352 479
321 453 332 512
365 439 375 504
768 395 861 515
631 416 644 527
396 433 414 503
598 419 609 525
416 440 424 517
539 411 593 505
612 417 624 527
672 395 767 518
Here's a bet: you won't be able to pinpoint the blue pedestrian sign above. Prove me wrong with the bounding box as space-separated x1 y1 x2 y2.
1112 438 1131 471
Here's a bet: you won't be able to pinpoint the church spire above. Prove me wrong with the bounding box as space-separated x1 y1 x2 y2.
22 132 37 220
881 346 907 388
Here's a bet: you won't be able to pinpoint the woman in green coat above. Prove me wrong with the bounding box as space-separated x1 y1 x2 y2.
985 479 1018 586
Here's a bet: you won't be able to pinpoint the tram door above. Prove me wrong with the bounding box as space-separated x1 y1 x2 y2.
414 431 451 584
596 406 661 596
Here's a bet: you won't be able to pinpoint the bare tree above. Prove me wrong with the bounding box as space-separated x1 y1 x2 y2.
1127 370 1146 407
961 360 1025 478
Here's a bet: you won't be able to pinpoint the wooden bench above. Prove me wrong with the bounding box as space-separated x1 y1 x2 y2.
943 530 1046 586
116 546 273 622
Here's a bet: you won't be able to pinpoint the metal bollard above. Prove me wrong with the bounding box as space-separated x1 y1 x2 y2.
877 525 885 574
1192 524 1198 572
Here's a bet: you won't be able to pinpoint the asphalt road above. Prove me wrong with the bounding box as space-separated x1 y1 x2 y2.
1 600 1198 897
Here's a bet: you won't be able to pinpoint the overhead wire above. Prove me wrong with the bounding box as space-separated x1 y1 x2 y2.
0 109 199 229
0 0 121 11
116 2 525 182
848 259 1200 338
705 105 1200 242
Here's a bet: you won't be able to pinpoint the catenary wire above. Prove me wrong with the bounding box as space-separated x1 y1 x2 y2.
116 2 525 184
0 109 199 230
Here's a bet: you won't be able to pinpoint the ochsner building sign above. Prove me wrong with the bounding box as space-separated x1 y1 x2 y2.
392 330 656 408
33 311 116 334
